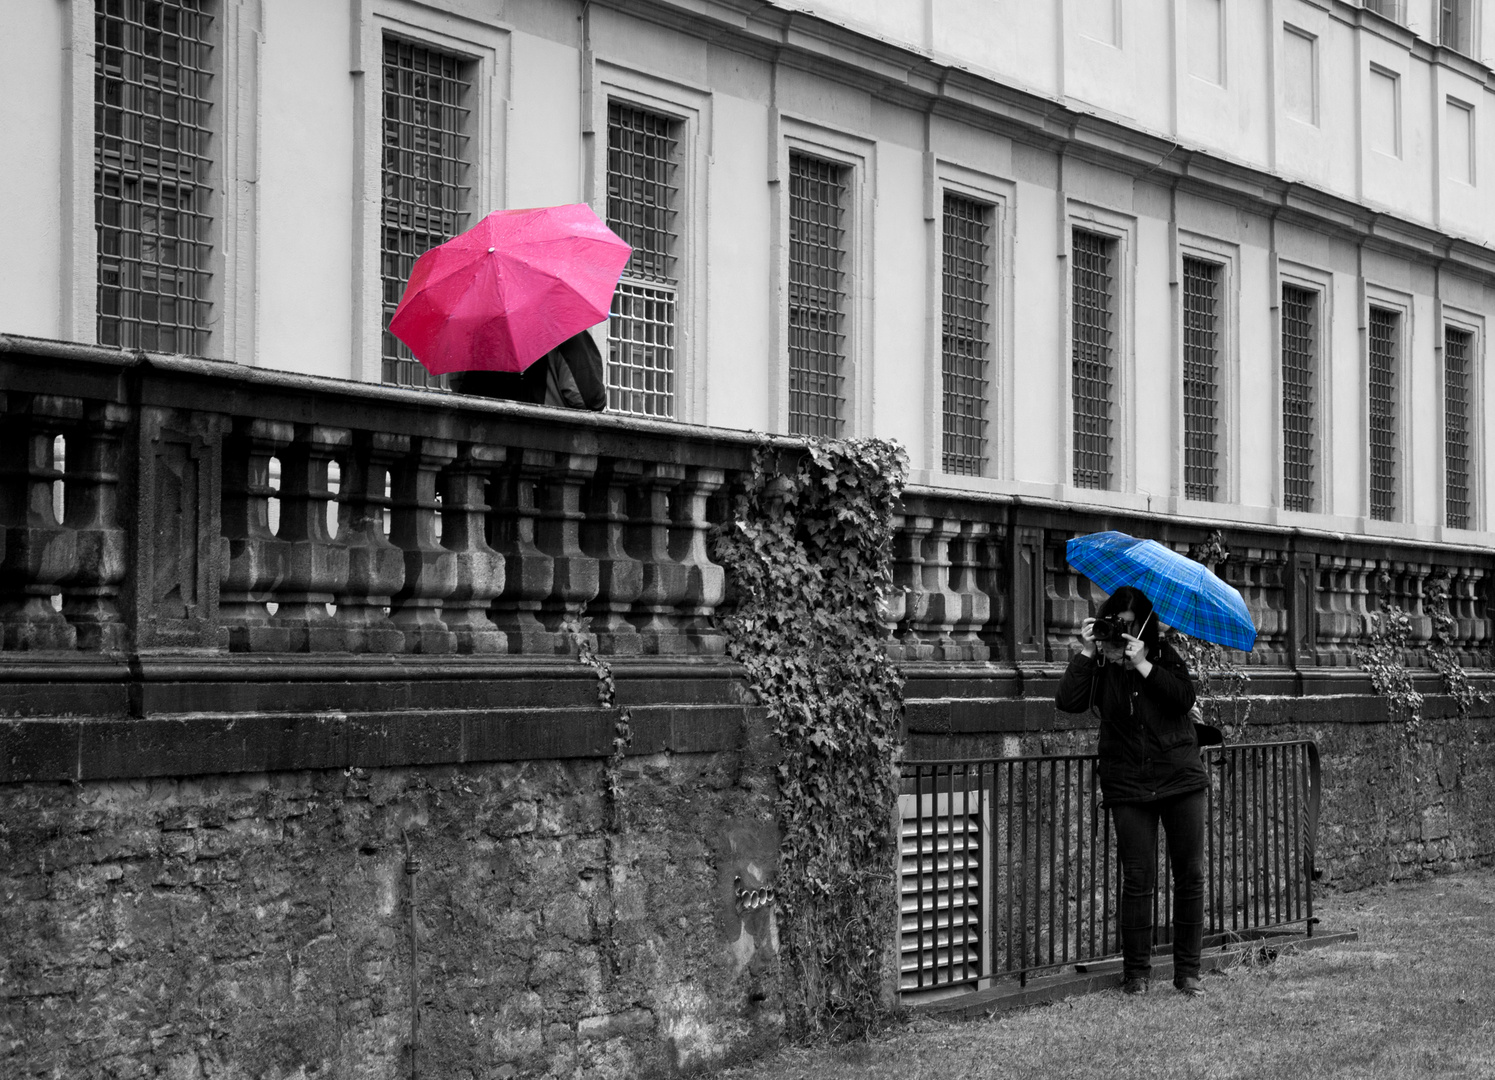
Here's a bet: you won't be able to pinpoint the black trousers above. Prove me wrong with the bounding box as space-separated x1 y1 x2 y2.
1111 787 1207 984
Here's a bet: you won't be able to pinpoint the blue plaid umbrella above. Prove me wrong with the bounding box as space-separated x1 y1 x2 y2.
1065 530 1257 652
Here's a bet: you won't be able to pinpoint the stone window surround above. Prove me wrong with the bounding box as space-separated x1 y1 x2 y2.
1361 281 1413 528
582 58 712 426
1273 259 1337 522
926 160 1016 484
1175 231 1241 509
767 113 876 440
349 0 508 385
1439 303 1485 535
1062 200 1136 503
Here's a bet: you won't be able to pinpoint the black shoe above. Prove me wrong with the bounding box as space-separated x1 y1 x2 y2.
1175 977 1204 998
1121 976 1149 995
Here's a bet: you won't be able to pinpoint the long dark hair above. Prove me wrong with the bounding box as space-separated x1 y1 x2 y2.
1096 586 1161 650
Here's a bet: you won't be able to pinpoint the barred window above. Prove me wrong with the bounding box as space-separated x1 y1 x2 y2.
1072 229 1116 489
381 37 473 388
1182 257 1222 502
942 195 992 476
1281 285 1317 512
606 103 680 418
95 0 215 355
1368 307 1400 521
1445 327 1473 530
788 154 849 438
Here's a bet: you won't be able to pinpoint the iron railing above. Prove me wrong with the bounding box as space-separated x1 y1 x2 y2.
899 740 1321 997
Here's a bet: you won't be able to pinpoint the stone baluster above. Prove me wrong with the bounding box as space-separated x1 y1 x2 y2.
219 418 293 653
892 515 934 660
1045 534 1091 658
948 520 991 662
0 394 82 649
335 431 407 653
1393 561 1434 651
975 524 1008 660
1229 546 1288 665
535 453 601 640
271 425 351 652
489 449 558 654
59 401 130 651
877 513 908 661
670 466 727 655
581 458 644 655
388 437 458 654
1452 566 1485 660
626 462 689 654
439 443 507 654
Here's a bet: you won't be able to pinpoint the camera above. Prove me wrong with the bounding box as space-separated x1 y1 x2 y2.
1091 615 1129 642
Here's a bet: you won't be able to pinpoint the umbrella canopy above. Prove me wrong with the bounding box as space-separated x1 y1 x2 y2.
388 204 633 376
1065 530 1257 652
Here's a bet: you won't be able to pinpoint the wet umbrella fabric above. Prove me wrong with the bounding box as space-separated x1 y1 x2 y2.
388 204 632 376
1065 530 1257 652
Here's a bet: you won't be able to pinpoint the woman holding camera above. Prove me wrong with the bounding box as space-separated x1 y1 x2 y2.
1054 585 1207 998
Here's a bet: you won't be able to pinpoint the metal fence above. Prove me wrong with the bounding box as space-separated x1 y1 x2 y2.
898 740 1322 997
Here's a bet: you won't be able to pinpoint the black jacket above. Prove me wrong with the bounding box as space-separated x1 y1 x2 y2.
1054 642 1205 805
450 331 607 410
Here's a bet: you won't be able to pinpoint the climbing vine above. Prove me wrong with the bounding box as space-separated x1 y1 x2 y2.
712 436 908 1041
1353 572 1424 725
1423 574 1488 720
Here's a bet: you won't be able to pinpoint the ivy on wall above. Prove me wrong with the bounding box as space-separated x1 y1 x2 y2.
712 436 909 1041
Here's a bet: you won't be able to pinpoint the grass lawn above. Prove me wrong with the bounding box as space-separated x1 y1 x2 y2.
718 864 1495 1080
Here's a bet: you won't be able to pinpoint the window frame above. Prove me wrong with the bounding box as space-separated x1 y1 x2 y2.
1274 260 1335 518
350 2 507 385
1440 307 1484 534
1175 233 1239 507
1064 203 1135 496
1362 285 1413 526
769 116 874 438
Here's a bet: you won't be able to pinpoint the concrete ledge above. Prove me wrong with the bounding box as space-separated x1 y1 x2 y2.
908 929 1361 1020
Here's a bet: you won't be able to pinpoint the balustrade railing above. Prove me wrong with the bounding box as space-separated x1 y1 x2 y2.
1 336 1492 671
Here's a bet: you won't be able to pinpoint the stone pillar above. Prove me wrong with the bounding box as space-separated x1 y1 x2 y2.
893 515 935 661
626 462 689 654
490 449 558 654
335 431 407 654
671 466 726 655
975 523 1008 661
878 513 909 661
581 458 644 656
0 394 82 649
389 437 458 654
272 425 351 652
219 418 293 653
440 443 507 654
1045 532 1091 661
60 401 130 651
535 453 601 635
948 520 991 662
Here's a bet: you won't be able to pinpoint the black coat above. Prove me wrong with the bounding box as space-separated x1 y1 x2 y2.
1054 642 1205 805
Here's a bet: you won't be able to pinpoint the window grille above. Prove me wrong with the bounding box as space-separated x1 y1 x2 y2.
788 154 849 438
1445 327 1473 530
94 0 215 355
1182 257 1222 502
381 37 472 388
1280 286 1317 512
1440 0 1471 53
1368 307 1399 521
606 103 680 418
942 195 992 477
1072 230 1116 489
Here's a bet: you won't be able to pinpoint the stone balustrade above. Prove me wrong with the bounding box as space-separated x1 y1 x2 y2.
1 335 1491 682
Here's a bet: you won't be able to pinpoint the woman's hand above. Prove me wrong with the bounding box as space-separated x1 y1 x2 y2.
1080 617 1097 657
1121 633 1152 677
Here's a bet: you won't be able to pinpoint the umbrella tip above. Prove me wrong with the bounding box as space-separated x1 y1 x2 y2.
487 247 495 253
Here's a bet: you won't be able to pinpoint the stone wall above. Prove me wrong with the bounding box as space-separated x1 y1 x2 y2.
2 748 782 1079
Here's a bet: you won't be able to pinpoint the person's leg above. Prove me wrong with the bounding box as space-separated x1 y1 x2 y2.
1110 801 1161 987
1160 788 1208 989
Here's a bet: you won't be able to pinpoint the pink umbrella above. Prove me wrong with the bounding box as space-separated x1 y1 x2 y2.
388 204 633 376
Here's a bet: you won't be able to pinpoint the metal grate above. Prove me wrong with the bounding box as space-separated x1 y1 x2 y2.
788 154 849 437
942 195 992 476
1281 285 1317 512
607 102 680 417
1183 257 1222 502
380 37 472 389
1445 327 1472 530
1072 230 1115 489
94 0 216 355
1368 307 1399 521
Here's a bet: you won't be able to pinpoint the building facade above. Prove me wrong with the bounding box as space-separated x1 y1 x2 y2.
5 0 1495 541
